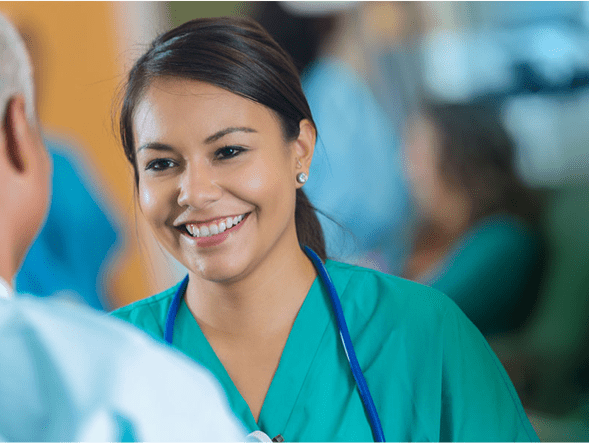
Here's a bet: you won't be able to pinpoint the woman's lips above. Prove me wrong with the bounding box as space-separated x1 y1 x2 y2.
179 213 250 247
185 213 246 238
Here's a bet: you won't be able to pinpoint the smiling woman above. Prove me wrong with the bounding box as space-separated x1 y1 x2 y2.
111 17 538 442
132 76 317 286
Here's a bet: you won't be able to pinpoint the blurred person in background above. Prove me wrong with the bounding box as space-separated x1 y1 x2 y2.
255 2 420 274
0 12 245 440
403 101 545 336
13 20 121 310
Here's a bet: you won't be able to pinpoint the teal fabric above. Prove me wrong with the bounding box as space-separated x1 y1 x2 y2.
112 260 538 441
16 138 120 310
423 214 544 335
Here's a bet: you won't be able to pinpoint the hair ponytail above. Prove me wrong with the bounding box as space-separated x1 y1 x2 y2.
296 189 326 261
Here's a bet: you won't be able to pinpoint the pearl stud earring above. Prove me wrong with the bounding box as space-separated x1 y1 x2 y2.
296 172 308 184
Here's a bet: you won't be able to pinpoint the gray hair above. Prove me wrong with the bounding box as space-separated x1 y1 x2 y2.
0 13 35 124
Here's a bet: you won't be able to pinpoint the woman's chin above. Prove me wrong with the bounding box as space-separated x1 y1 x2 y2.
187 255 250 285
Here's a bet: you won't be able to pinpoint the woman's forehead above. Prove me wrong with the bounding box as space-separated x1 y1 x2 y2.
133 78 283 146
138 78 241 114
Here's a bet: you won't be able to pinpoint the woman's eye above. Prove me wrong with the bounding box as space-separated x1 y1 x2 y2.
215 146 245 160
145 159 176 171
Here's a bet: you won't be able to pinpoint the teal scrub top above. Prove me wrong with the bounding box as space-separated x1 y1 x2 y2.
423 214 544 336
112 260 538 441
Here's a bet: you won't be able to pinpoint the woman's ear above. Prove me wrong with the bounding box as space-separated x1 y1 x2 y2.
293 119 316 172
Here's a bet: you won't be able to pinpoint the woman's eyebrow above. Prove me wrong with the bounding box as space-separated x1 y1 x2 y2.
137 142 175 153
204 127 257 144
136 127 257 152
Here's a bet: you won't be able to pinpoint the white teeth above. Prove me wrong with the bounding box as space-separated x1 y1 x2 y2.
186 224 200 237
185 214 246 238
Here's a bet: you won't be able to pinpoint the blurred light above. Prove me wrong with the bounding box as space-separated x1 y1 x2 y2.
527 25 588 86
473 1 583 27
280 1 356 17
503 93 589 187
422 30 472 101
469 32 512 94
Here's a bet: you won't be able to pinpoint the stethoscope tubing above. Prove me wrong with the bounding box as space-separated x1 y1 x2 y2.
164 246 386 442
164 274 188 344
303 246 386 442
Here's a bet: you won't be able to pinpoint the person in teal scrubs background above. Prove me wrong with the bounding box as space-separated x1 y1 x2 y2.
403 102 545 336
112 17 538 441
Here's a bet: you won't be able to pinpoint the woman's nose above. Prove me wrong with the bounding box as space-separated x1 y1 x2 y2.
177 163 223 209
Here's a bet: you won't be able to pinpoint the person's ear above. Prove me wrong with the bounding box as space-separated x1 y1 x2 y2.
292 119 316 178
3 95 34 174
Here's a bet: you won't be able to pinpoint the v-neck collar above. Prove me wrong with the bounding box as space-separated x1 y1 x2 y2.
172 262 339 436
173 300 258 429
257 268 334 437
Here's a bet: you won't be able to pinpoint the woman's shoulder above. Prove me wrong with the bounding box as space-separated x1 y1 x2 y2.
110 281 184 338
443 212 544 283
324 261 537 442
326 259 448 296
465 213 542 249
325 259 456 322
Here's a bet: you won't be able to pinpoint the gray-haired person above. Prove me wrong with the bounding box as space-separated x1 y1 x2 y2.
0 12 245 441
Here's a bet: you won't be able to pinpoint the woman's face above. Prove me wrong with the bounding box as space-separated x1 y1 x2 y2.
133 78 313 284
404 113 471 227
404 114 442 216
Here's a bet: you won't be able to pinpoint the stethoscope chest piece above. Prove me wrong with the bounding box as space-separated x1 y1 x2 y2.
245 430 284 442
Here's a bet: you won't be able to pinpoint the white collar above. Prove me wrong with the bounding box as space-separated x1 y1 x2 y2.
0 276 13 300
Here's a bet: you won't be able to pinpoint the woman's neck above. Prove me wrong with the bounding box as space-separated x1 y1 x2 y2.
183 239 318 422
185 243 317 340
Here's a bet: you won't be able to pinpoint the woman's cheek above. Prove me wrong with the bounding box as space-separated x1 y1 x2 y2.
139 182 163 223
236 161 282 198
243 167 265 192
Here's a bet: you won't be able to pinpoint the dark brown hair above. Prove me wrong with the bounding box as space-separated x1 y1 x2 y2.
119 16 325 260
422 101 540 225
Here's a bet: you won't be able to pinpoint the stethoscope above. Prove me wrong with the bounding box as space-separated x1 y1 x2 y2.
164 246 386 442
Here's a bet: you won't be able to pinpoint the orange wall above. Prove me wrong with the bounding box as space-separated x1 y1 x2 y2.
0 2 152 308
